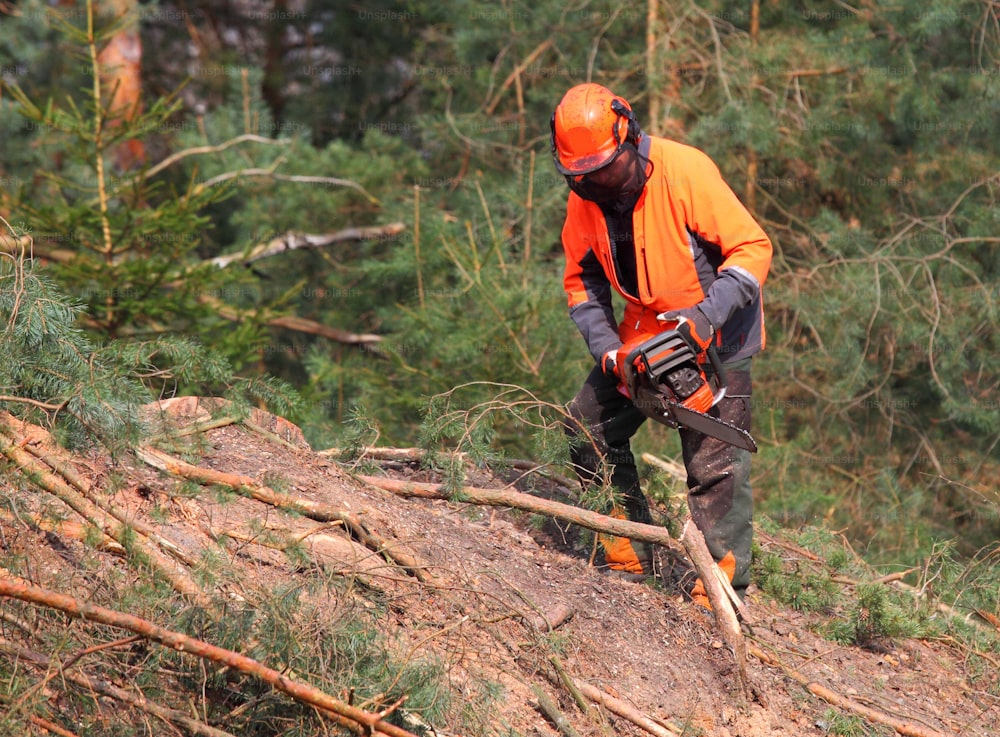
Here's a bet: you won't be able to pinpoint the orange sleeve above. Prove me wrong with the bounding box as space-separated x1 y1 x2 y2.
680 147 772 288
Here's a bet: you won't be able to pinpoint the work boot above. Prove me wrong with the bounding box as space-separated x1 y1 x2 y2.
598 511 654 582
690 551 737 610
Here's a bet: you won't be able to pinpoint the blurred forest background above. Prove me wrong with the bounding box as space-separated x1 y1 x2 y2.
1 0 998 567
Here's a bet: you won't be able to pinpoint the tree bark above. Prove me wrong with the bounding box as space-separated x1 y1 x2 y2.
96 0 145 169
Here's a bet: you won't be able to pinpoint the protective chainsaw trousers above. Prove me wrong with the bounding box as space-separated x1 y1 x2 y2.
564 361 754 594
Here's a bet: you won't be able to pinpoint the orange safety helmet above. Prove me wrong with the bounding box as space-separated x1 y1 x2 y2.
550 83 640 176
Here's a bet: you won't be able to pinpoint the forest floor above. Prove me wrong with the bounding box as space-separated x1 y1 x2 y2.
1 397 998 737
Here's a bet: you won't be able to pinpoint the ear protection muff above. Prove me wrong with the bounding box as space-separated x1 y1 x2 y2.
611 98 641 147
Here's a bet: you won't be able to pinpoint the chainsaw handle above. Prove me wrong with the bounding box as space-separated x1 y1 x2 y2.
706 344 728 406
621 342 646 401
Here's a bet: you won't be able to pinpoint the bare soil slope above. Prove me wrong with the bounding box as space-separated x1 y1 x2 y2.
1 398 997 737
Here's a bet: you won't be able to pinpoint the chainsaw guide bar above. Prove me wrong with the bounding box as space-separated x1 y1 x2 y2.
650 396 758 453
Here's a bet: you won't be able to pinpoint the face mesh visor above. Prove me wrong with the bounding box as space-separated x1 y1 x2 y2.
565 143 653 204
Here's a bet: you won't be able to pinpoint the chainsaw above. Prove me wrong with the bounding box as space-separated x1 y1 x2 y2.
615 324 758 453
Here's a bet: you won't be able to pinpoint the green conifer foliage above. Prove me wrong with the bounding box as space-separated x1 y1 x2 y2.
0 218 299 453
3 3 316 385
3 0 997 559
0 233 161 449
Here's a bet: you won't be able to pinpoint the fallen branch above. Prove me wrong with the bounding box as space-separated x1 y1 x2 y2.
207 223 406 269
356 473 749 691
15 433 199 568
319 445 578 490
573 681 681 737
144 397 309 450
27 715 81 737
680 519 749 701
0 577 422 737
358 473 745 611
149 414 240 441
0 414 211 608
0 637 237 737
0 507 125 555
358 473 681 550
532 684 582 737
548 654 594 720
749 643 947 737
528 603 574 633
135 446 440 585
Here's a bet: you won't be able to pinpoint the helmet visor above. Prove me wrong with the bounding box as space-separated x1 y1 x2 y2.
565 143 652 203
553 141 623 176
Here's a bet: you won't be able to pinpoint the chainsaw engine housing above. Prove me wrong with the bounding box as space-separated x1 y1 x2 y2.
614 329 757 451
617 329 721 414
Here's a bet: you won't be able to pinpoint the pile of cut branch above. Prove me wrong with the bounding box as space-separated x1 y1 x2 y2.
1 404 965 737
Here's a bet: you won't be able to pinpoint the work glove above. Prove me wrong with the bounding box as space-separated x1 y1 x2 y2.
603 348 634 399
601 349 621 380
657 306 715 355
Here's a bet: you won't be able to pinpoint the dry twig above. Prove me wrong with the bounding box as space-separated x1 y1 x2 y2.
749 642 947 737
134 446 440 585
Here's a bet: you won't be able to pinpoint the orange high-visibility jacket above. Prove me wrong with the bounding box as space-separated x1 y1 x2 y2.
561 135 772 364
